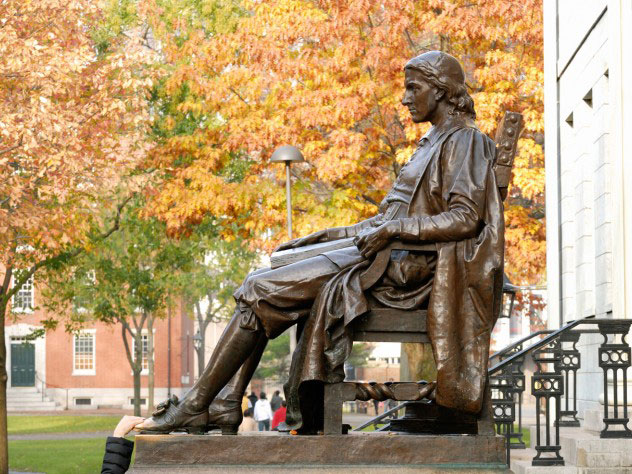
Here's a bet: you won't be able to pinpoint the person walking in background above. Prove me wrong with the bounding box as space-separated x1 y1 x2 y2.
271 399 287 430
239 408 257 432
253 391 273 431
242 393 251 413
248 391 258 410
270 390 283 413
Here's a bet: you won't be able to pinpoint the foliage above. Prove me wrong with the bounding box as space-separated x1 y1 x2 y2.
253 331 291 380
141 0 545 293
0 0 155 274
186 224 259 376
9 438 114 474
40 197 195 414
347 342 374 369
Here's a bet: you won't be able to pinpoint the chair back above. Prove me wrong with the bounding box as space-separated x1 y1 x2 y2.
493 112 523 201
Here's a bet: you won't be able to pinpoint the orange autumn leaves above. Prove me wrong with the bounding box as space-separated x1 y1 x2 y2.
0 0 546 289
0 0 156 265
143 0 545 287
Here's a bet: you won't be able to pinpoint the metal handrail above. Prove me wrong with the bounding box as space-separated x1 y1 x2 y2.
353 401 407 431
489 330 552 361
489 315 595 375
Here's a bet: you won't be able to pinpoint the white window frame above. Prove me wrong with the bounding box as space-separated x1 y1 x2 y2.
11 275 34 314
131 330 155 375
72 329 96 375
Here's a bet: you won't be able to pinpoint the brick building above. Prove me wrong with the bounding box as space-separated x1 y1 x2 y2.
6 273 194 411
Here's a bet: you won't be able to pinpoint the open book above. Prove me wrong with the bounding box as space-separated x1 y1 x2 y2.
270 237 355 269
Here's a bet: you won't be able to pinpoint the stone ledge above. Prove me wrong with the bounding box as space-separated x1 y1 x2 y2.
131 432 506 471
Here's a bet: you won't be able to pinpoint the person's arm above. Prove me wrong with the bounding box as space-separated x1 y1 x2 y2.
101 416 145 474
274 214 385 252
355 129 494 257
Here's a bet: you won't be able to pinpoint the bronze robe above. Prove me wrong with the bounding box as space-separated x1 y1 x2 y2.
283 118 504 431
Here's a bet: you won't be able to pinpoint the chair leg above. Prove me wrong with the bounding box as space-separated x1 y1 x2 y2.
324 383 344 435
477 378 495 435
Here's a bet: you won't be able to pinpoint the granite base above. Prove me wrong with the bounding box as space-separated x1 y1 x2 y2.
130 432 508 472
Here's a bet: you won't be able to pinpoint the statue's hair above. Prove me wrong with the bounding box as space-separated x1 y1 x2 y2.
405 58 476 120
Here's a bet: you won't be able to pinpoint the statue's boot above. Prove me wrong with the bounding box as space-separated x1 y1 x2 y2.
136 315 263 434
206 333 267 435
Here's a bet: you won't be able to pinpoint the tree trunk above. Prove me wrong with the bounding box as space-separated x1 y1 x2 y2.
0 299 8 473
133 330 143 416
147 315 154 416
0 264 13 473
403 342 437 382
194 302 206 380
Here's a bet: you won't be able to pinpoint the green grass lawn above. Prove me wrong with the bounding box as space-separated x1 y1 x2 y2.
8 415 121 435
9 438 118 474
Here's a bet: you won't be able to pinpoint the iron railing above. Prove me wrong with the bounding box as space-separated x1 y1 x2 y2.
354 315 632 468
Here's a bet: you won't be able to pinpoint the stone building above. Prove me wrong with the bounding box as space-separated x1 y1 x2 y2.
544 0 632 418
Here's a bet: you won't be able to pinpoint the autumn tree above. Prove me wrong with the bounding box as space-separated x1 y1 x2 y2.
41 199 195 415
0 1 156 465
142 0 544 287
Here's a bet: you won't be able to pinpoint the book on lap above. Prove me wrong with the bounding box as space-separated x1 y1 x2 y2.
270 237 356 269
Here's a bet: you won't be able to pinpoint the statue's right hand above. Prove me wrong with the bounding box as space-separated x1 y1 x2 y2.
274 229 328 252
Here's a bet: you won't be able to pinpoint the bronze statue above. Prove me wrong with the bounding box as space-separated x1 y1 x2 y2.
137 50 504 435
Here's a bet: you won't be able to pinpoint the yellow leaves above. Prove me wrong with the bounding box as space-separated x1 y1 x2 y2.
0 0 156 262
141 0 545 282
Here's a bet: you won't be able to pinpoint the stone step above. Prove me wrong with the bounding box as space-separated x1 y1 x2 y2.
7 393 47 401
7 388 58 411
512 425 632 473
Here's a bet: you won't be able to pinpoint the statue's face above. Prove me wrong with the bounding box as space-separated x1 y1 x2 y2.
402 68 440 123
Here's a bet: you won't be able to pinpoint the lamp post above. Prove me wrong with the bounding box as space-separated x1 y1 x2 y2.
270 145 305 353
192 329 203 380
500 273 518 319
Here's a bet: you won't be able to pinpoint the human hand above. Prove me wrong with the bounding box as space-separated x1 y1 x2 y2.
274 229 328 252
113 415 146 438
353 222 399 259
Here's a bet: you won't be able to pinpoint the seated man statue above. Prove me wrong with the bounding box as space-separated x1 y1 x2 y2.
138 50 504 435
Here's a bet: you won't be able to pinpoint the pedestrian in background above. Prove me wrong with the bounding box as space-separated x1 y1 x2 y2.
248 390 258 409
271 399 287 430
270 390 283 413
239 408 257 432
253 391 273 431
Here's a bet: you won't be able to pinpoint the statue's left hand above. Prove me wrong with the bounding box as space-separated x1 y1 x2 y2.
353 222 399 259
274 229 328 252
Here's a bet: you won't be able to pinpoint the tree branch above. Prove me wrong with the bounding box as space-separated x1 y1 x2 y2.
0 139 23 156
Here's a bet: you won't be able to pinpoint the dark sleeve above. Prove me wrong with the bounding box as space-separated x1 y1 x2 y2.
327 214 384 240
101 437 134 474
398 129 495 242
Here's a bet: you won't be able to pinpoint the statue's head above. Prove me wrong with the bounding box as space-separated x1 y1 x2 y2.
402 51 475 123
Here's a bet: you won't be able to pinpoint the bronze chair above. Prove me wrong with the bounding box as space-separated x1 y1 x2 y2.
322 112 523 435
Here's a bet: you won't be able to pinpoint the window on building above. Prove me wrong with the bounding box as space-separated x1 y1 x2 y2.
129 397 147 406
12 275 34 313
132 333 150 373
73 331 96 375
74 398 92 406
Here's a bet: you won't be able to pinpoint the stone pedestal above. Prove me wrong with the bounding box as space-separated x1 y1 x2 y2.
130 432 508 473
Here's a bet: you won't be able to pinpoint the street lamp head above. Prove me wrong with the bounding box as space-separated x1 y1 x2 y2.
270 145 305 163
192 330 202 350
499 273 518 319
